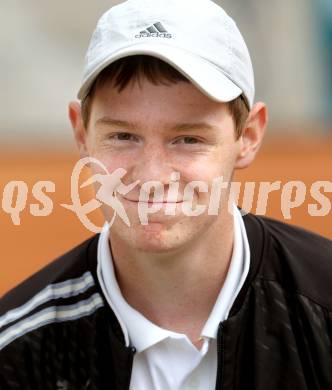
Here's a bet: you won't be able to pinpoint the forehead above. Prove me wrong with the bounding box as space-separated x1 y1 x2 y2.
90 77 231 127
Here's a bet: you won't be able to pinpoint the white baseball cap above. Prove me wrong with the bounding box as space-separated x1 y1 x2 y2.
78 0 255 108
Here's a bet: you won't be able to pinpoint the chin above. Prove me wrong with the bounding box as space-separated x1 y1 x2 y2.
110 218 192 254
107 206 220 254
130 239 179 254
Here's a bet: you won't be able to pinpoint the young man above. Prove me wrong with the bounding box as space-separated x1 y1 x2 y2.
1 0 331 389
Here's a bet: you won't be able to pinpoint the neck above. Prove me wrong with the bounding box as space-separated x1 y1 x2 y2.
109 213 234 345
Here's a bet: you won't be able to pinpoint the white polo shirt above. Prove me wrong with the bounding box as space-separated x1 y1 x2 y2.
97 205 250 390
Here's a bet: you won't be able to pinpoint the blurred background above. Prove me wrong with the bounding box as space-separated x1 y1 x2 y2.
0 0 331 295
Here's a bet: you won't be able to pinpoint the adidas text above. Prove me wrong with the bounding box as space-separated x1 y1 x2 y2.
135 32 172 39
136 22 172 39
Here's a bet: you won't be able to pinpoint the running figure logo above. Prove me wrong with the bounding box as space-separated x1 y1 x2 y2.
62 157 139 232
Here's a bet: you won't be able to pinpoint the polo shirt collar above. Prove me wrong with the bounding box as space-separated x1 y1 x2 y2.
97 204 250 352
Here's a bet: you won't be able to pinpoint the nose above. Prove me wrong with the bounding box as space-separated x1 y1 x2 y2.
130 142 175 186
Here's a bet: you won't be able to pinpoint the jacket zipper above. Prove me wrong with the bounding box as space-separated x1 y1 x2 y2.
215 322 224 389
125 346 136 390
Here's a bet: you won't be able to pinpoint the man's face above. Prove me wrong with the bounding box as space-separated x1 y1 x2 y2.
82 77 244 253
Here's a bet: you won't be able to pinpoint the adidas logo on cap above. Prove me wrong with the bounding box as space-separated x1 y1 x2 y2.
135 22 172 39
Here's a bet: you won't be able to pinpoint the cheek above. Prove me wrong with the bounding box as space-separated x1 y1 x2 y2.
87 150 130 175
182 153 236 184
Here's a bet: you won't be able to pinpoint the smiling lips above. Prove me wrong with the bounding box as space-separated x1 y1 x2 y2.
123 198 184 204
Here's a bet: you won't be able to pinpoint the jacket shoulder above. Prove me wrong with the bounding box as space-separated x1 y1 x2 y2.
247 214 332 311
0 235 113 388
0 234 99 317
260 214 332 253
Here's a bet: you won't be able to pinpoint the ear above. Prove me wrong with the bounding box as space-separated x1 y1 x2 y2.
235 102 268 169
68 101 89 159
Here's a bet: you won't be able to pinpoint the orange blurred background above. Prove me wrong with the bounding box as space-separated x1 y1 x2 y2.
1 137 331 296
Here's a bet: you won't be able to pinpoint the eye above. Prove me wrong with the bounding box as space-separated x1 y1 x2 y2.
173 136 202 145
110 132 139 142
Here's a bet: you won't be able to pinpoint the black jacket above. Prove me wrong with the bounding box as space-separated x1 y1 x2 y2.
0 213 332 390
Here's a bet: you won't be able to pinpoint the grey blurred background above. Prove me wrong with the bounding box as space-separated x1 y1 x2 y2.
1 0 332 148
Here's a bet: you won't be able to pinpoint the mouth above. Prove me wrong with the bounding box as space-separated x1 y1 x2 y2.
122 198 184 205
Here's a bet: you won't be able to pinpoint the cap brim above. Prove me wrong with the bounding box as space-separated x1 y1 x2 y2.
78 43 242 103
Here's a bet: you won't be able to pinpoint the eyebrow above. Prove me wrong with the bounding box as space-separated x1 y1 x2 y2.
95 117 218 132
96 118 137 130
172 122 218 132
